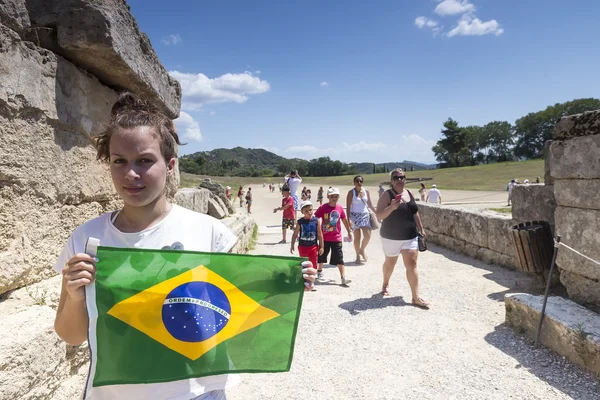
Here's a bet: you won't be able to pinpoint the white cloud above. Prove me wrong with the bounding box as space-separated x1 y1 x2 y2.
255 70 261 75
169 71 271 110
447 16 504 37
434 0 475 16
209 111 216 116
161 34 182 46
174 111 202 141
320 81 329 87
415 17 440 34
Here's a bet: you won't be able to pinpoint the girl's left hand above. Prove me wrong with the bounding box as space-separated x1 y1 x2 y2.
421 231 427 240
301 262 317 291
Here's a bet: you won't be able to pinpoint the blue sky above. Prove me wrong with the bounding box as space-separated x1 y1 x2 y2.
128 0 600 163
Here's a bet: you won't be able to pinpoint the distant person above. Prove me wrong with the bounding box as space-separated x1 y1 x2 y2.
315 187 353 286
426 184 441 204
346 175 377 264
376 169 428 308
317 186 324 205
273 186 296 243
507 179 516 206
225 186 231 200
524 179 530 184
290 200 324 282
536 176 541 184
418 183 426 201
285 170 303 211
245 187 252 214
301 190 308 201
301 186 307 199
378 184 386 198
307 189 312 200
237 186 244 207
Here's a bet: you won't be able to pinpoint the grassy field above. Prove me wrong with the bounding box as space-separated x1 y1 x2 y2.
180 159 544 192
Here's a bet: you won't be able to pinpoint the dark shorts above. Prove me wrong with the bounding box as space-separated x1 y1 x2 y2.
282 218 295 230
318 241 344 266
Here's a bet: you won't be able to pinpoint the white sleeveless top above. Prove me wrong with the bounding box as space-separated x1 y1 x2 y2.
350 188 368 213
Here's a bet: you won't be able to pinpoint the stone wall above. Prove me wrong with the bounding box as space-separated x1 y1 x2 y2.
547 109 600 308
418 203 517 269
511 184 556 227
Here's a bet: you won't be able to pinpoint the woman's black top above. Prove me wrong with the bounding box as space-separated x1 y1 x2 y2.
380 189 419 240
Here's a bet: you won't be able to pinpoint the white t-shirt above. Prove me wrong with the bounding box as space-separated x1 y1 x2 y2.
53 204 239 400
428 188 441 203
286 177 302 196
508 182 516 193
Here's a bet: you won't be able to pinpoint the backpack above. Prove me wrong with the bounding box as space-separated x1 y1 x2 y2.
281 178 290 192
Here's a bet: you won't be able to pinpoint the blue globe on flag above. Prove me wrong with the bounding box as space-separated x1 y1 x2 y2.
162 282 231 342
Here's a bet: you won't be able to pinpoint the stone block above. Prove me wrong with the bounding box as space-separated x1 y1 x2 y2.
505 293 600 376
544 140 554 185
554 206 600 281
208 197 227 219
200 178 225 195
0 306 87 399
552 109 600 140
27 0 181 118
560 270 600 310
212 194 229 217
511 184 556 225
0 0 29 33
0 190 121 295
222 213 255 254
425 230 480 259
0 23 118 135
476 248 517 270
486 215 517 257
554 179 600 211
173 188 211 215
219 192 235 214
548 134 600 180
420 204 488 248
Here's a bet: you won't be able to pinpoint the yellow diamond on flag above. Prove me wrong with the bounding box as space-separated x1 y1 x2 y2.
107 265 280 360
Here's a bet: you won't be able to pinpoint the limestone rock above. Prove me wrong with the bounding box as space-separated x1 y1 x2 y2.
548 134 600 180
505 293 600 375
173 188 211 215
554 179 600 211
486 214 517 257
199 178 225 195
544 140 554 185
208 197 227 219
222 213 255 254
26 0 181 118
552 109 600 140
0 0 29 33
560 270 600 311
419 204 488 249
219 192 235 214
511 184 556 225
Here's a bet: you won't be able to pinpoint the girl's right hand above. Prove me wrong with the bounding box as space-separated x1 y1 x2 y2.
62 253 97 302
390 198 402 210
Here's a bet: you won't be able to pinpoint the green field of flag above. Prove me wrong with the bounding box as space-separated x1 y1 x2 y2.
89 246 305 387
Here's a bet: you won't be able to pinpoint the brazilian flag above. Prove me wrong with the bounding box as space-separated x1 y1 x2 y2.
87 246 305 389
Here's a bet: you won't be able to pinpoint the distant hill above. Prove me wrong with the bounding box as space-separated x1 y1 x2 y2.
179 147 436 177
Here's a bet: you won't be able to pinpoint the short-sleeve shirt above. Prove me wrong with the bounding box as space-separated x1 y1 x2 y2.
428 188 441 203
314 203 346 242
297 216 318 247
282 196 295 220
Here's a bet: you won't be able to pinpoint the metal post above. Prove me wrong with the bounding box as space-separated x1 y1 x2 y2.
535 235 561 347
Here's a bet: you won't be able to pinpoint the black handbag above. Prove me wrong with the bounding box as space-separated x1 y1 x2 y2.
417 233 427 252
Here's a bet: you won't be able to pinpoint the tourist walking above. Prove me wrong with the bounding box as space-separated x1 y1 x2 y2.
317 186 324 205
237 186 244 207
346 175 376 264
245 187 253 214
418 183 426 201
52 93 316 400
284 170 302 211
376 169 429 308
378 184 385 198
290 200 324 282
273 186 296 243
507 179 516 206
315 187 353 286
426 184 441 204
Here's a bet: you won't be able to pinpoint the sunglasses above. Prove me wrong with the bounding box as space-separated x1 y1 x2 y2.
355 179 363 183
392 175 406 181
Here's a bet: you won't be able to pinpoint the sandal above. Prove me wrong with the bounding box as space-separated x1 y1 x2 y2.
382 285 390 296
355 257 363 264
278 240 287 244
412 297 430 309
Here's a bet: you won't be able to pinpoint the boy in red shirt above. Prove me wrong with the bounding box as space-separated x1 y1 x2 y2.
273 186 295 243
314 187 353 286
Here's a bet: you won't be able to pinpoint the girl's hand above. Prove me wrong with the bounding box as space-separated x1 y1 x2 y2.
62 253 97 302
420 231 427 240
273 208 278 213
318 247 324 255
290 245 295 254
301 262 317 291
390 198 402 210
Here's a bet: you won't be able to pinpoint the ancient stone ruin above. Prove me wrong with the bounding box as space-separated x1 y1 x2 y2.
0 1 253 398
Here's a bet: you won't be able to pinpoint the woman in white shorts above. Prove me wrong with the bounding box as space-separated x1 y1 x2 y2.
376 168 429 308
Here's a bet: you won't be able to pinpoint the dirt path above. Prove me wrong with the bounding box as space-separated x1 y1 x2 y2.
227 186 599 400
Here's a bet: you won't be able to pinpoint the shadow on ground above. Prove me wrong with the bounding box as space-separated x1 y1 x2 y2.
338 294 408 316
485 323 599 398
426 243 545 302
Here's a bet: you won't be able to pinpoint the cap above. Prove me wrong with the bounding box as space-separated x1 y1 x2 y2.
432 184 437 188
328 187 340 196
300 200 313 209
282 186 290 192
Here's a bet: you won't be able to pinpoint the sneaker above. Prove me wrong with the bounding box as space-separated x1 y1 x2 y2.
317 271 324 280
341 276 352 286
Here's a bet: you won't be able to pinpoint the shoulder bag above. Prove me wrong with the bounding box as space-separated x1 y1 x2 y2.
360 190 379 231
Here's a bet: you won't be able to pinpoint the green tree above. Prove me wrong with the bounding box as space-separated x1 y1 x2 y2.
483 121 514 162
432 118 465 167
514 98 600 158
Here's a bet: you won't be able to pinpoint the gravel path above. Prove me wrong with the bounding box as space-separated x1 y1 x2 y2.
227 187 599 400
